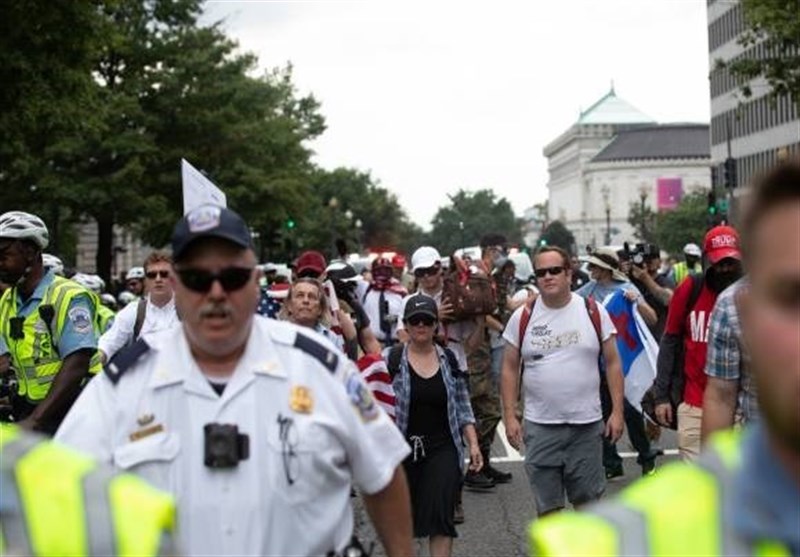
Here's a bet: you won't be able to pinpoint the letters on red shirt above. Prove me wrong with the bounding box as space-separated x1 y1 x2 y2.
664 277 720 407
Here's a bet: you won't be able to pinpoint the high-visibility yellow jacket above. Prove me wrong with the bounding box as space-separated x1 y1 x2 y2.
0 275 102 402
0 423 177 556
672 260 701 286
529 431 791 556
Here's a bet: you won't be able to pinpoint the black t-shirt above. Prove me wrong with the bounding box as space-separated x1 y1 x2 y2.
632 273 673 340
407 365 450 441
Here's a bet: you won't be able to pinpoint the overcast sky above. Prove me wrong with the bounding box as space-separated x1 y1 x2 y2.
204 0 711 230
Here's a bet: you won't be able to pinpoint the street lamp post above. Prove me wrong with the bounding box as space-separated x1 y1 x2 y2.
601 185 611 245
639 186 649 241
328 197 339 260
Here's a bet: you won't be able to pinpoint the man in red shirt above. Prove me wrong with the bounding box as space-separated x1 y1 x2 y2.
652 225 743 460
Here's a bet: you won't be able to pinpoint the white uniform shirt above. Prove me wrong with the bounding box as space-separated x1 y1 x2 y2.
98 295 180 360
503 293 616 424
397 289 476 372
57 316 410 556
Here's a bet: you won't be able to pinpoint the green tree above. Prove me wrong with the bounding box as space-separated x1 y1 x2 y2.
627 200 658 244
537 220 576 254
428 189 522 256
652 192 708 255
1 1 325 281
292 168 422 261
715 0 800 103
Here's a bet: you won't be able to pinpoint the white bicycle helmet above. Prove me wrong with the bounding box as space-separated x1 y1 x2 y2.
117 291 138 306
42 253 65 276
0 211 49 249
71 273 105 294
100 293 118 309
683 243 702 257
125 266 145 281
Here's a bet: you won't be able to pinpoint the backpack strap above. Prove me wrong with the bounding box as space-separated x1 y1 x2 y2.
442 347 464 379
386 344 404 380
583 296 603 353
132 298 147 341
517 296 536 361
687 274 704 315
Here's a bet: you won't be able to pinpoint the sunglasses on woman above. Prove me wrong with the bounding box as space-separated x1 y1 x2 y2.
414 266 440 279
176 266 254 293
534 266 565 278
406 315 436 327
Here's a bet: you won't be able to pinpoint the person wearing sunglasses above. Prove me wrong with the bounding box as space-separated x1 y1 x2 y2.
391 294 482 557
501 245 624 518
56 204 414 557
98 251 178 364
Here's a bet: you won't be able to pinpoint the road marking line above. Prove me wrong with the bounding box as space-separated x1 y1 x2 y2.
490 423 679 463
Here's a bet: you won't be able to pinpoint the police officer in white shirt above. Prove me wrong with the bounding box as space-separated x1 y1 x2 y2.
56 204 414 557
98 251 180 363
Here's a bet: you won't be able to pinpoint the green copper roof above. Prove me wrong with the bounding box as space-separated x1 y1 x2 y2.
577 88 655 125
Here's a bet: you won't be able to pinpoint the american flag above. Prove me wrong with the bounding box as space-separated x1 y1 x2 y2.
356 353 396 421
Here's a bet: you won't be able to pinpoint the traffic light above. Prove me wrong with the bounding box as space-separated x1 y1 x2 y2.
707 191 718 216
286 218 296 230
723 157 737 189
538 238 547 247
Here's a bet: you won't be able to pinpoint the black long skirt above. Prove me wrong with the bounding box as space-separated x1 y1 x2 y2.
403 435 460 539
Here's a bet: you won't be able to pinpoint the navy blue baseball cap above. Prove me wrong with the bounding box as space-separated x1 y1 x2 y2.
171 205 252 261
403 294 438 321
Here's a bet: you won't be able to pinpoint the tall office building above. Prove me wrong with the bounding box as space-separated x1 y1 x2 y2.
708 0 799 188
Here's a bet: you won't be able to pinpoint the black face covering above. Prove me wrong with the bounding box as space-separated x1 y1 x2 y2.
706 265 743 293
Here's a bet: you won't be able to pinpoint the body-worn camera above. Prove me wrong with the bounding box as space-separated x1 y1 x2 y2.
621 242 660 268
204 423 249 468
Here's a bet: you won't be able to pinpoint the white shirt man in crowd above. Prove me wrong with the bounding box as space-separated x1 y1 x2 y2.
501 246 624 516
358 257 407 348
98 251 179 363
56 204 413 557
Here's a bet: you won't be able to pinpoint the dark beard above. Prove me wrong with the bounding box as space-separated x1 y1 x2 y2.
706 267 742 293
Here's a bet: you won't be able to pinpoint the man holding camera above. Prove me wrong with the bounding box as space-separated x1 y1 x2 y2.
56 205 413 557
623 244 675 340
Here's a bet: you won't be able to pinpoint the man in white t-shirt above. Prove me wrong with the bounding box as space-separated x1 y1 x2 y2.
500 246 624 517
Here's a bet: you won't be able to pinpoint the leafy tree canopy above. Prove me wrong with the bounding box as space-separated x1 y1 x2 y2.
428 189 522 256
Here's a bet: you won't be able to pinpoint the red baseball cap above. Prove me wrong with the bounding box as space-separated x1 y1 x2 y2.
391 254 406 269
704 225 741 264
294 250 327 277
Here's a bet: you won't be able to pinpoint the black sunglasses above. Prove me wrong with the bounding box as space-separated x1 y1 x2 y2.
534 266 566 278
414 266 440 278
146 270 170 280
406 315 436 327
176 266 254 293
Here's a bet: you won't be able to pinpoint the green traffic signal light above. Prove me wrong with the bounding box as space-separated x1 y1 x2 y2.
708 205 717 215
286 218 296 229
538 238 547 247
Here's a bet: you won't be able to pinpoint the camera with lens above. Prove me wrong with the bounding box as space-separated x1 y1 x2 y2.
204 423 249 468
621 242 660 269
0 375 18 399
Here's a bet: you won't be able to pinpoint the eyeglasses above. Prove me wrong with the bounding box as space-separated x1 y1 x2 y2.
406 315 436 327
534 266 566 278
277 414 298 485
145 270 170 280
414 266 440 278
176 266 254 293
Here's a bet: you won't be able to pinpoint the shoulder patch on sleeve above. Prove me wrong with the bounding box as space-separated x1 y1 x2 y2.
294 332 339 373
104 339 151 385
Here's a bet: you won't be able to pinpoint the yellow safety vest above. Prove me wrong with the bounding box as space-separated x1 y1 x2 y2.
529 431 790 557
0 423 177 556
673 261 701 286
94 296 116 333
0 276 102 402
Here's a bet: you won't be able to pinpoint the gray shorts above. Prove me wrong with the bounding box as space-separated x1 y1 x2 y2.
523 420 605 515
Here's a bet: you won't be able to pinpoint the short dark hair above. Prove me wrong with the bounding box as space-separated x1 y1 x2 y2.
742 158 800 263
534 246 571 269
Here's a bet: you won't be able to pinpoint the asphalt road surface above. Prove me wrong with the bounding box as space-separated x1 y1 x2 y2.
354 424 679 557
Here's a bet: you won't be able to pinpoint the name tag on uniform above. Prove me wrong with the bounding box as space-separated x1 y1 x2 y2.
129 423 164 442
290 386 313 414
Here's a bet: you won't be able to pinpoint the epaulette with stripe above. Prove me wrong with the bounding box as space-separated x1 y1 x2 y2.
293 332 339 373
104 339 151 385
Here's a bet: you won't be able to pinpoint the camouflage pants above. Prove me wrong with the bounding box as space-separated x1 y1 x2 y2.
467 343 502 453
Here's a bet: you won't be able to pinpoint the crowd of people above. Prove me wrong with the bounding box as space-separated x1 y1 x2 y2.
0 159 797 556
